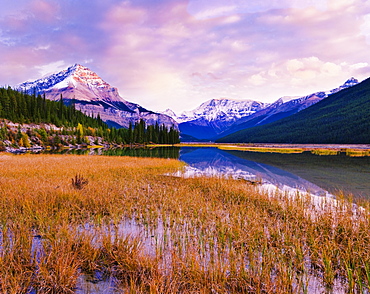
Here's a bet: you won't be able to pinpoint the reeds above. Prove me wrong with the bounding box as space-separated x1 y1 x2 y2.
71 174 89 190
0 154 369 293
345 149 370 157
311 149 340 156
218 145 305 154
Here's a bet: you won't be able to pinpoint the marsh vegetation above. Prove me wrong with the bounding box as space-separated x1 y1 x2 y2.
0 154 370 293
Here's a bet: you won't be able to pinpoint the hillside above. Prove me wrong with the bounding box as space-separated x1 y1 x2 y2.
217 77 370 144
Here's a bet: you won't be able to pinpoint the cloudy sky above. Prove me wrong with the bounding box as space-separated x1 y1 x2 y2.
1 0 370 113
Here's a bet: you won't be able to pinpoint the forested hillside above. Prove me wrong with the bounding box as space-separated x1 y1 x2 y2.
0 87 179 149
217 77 370 144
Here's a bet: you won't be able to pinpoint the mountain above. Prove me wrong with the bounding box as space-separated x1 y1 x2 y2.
169 98 267 140
217 77 370 144
214 77 359 139
16 64 177 129
163 78 358 141
161 109 177 118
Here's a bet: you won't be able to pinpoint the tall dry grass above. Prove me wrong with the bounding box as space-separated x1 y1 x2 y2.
0 154 369 293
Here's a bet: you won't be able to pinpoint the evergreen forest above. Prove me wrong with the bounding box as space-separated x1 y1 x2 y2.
0 87 180 149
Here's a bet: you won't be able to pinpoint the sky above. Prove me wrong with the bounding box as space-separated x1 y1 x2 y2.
1 0 370 113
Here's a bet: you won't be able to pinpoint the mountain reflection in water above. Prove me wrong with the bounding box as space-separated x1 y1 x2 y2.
179 148 332 197
179 147 370 199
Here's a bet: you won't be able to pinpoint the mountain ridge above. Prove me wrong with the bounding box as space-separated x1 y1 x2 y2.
216 77 360 139
167 98 267 140
216 77 370 144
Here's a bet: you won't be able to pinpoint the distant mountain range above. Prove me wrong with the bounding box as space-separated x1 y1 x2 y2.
164 77 359 141
16 64 177 129
165 98 267 140
216 77 370 144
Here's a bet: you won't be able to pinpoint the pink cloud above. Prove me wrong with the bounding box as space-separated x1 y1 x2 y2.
28 0 60 23
0 0 370 112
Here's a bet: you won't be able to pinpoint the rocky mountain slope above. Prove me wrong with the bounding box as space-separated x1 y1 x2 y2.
17 64 177 129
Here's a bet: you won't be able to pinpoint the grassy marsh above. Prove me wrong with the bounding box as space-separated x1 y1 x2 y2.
0 154 370 293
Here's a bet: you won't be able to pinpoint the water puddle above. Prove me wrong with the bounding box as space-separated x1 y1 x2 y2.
1 210 365 294
74 217 352 293
75 272 119 294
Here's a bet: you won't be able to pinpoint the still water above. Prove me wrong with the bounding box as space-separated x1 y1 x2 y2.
50 146 370 199
179 147 370 199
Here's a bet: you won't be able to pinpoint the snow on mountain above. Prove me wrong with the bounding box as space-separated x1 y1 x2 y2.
164 98 267 140
16 64 177 129
329 77 359 94
279 96 301 103
160 109 177 118
173 98 267 124
19 64 109 94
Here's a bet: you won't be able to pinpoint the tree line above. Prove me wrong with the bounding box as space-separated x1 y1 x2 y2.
0 87 179 147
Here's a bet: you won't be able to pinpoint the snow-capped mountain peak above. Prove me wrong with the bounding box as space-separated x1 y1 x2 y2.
17 64 111 93
161 109 177 117
174 98 266 123
68 64 110 89
329 77 359 94
175 77 360 140
343 77 358 87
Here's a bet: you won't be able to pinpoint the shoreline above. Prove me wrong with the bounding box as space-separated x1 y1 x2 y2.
174 142 370 156
3 142 370 156
176 142 370 150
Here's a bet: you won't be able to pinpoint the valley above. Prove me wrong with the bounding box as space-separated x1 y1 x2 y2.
2 1 370 293
11 64 368 145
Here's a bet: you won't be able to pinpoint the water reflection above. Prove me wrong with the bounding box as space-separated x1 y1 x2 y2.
177 147 370 199
179 147 335 198
38 147 180 158
223 149 370 199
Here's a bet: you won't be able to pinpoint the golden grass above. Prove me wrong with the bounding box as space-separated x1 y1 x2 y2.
0 154 369 293
218 145 305 153
310 149 340 156
345 149 370 157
